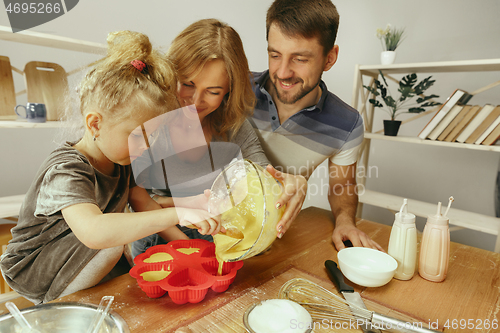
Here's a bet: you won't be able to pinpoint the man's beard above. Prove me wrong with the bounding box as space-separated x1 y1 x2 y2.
271 73 321 105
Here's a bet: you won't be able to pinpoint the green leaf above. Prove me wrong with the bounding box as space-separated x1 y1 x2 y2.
363 85 380 96
368 99 384 108
363 70 439 119
400 73 417 88
420 102 441 107
375 79 387 99
398 86 415 101
414 76 436 95
384 27 405 51
416 94 439 103
408 107 425 113
383 95 396 108
378 70 389 88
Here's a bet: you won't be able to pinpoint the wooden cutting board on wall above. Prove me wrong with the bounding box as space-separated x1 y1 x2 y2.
0 56 16 118
24 61 68 121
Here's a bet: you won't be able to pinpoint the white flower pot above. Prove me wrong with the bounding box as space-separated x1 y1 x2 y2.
381 51 396 65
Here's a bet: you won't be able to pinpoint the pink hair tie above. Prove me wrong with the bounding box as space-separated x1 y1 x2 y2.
131 59 146 72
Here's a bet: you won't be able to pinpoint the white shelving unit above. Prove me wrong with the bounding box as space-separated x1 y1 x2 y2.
0 120 67 128
353 59 500 253
0 25 106 54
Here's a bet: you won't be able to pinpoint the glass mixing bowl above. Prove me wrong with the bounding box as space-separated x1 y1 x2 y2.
0 302 129 333
208 159 285 262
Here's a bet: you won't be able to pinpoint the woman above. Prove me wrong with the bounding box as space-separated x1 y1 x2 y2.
131 19 306 257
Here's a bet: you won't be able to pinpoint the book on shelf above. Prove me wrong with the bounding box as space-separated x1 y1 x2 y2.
456 104 496 143
466 105 500 144
427 105 464 140
437 105 471 141
418 89 469 140
474 106 500 144
481 123 500 145
443 105 482 142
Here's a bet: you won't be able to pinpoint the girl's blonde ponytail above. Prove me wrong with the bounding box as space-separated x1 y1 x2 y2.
79 30 178 122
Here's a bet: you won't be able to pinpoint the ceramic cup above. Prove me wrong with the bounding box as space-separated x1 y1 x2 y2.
15 103 47 123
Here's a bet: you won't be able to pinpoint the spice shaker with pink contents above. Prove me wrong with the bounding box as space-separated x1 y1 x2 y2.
419 197 454 282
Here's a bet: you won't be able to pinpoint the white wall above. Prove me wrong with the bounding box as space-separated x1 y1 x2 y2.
1 0 499 250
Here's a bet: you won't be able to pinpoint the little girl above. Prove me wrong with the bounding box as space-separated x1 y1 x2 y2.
0 30 220 304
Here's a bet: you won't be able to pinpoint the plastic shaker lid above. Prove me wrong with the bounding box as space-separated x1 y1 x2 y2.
395 198 416 224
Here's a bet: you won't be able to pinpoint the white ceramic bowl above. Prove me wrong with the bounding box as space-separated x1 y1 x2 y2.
337 247 397 287
243 299 313 333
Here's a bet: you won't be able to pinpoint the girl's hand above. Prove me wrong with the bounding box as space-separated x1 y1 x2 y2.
175 207 221 235
266 165 308 238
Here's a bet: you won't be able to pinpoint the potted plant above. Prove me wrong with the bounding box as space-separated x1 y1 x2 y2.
364 70 441 136
377 24 405 64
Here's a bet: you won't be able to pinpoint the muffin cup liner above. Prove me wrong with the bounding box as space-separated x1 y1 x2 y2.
130 239 243 304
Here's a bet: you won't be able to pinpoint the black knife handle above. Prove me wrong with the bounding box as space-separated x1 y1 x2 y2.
325 260 354 293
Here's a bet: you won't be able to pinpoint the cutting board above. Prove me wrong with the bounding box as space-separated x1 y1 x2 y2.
0 223 16 294
0 56 16 117
173 267 432 333
24 61 69 121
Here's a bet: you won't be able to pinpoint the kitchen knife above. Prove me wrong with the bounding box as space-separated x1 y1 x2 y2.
325 260 440 333
325 260 382 333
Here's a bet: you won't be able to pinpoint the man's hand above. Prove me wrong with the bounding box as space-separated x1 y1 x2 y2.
266 165 307 238
332 221 384 252
328 161 384 252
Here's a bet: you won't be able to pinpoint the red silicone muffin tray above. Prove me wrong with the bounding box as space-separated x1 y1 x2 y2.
129 239 244 304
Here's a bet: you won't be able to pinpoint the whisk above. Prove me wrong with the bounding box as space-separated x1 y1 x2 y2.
278 278 439 333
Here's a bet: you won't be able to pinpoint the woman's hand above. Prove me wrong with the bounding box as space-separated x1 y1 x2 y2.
266 165 307 238
175 207 221 235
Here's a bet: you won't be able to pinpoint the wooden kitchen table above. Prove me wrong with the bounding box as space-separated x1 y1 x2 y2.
14 207 500 332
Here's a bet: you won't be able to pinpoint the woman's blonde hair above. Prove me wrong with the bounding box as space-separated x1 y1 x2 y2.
79 31 178 122
167 19 255 140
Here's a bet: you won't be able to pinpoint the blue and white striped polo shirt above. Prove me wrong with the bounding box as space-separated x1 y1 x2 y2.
250 70 364 179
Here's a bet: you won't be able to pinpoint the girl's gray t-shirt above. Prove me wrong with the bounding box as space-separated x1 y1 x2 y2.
0 142 131 303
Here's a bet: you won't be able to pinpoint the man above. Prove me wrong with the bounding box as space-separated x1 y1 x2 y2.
250 0 383 251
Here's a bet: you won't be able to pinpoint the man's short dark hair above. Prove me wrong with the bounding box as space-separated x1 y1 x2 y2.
266 0 340 56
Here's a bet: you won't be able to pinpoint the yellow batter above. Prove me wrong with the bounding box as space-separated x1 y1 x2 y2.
176 247 200 255
214 163 285 262
140 268 172 282
217 259 224 276
143 252 174 263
